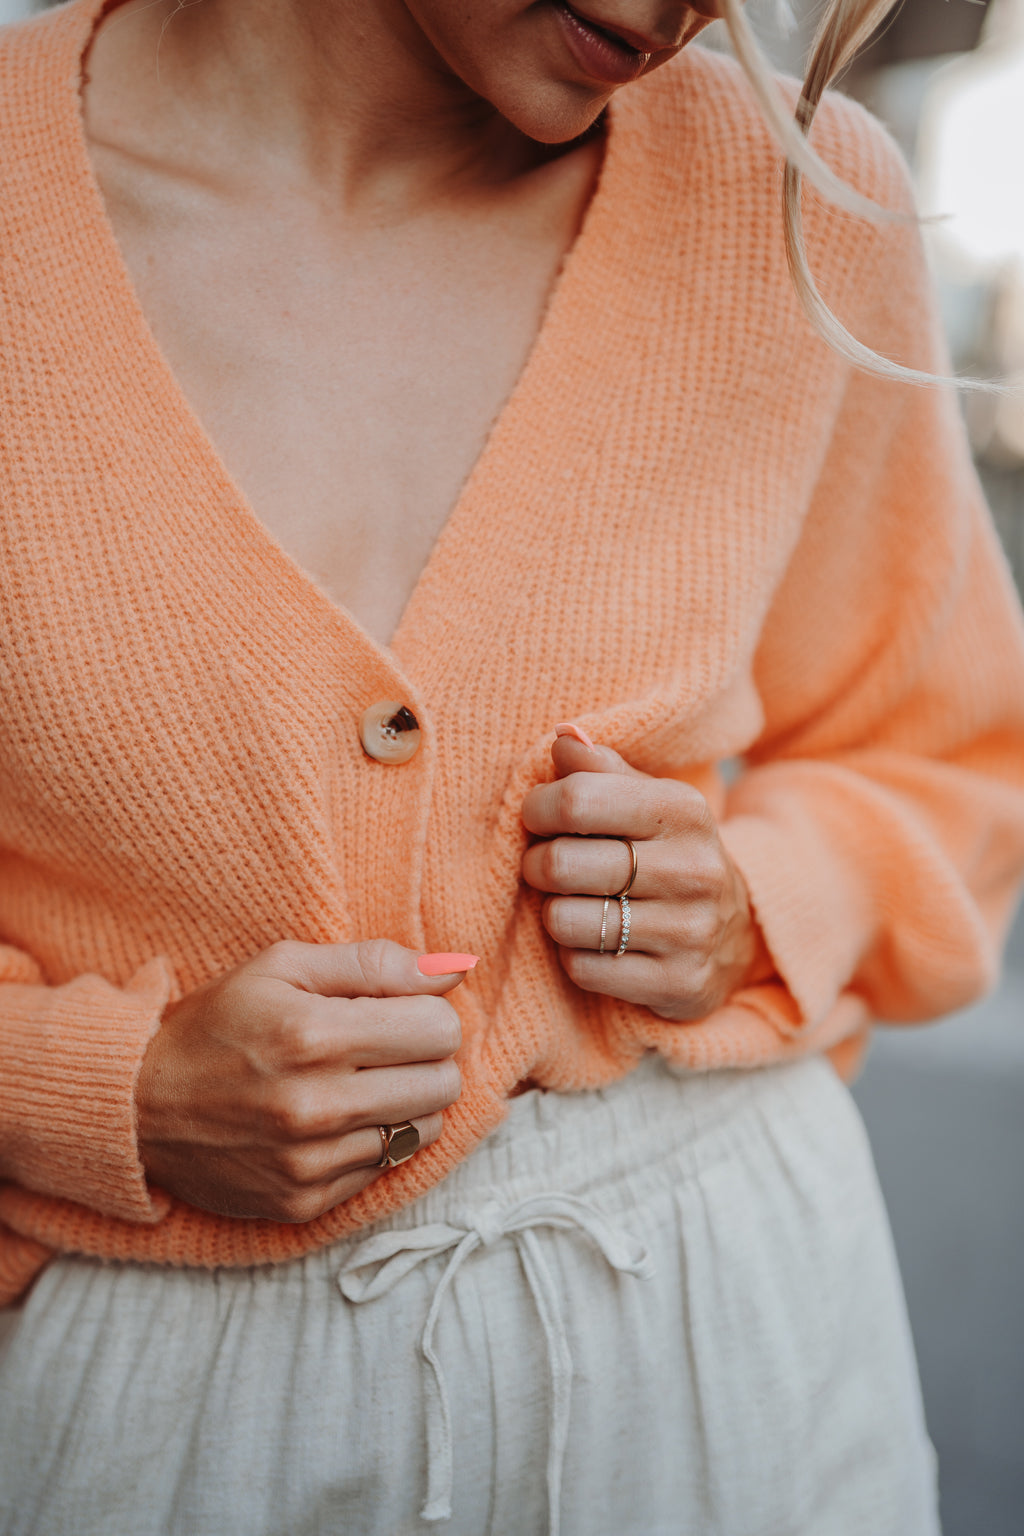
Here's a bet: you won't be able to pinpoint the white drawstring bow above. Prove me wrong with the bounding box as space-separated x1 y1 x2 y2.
338 1192 654 1534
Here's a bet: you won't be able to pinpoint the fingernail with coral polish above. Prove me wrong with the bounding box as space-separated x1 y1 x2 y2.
554 722 596 750
418 952 480 976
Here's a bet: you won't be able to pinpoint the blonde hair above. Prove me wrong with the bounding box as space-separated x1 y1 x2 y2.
719 0 993 389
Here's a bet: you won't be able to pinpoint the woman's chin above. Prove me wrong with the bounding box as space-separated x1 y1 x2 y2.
419 7 621 147
497 83 612 145
468 52 620 146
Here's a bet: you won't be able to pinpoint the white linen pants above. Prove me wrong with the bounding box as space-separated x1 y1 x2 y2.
0 1053 940 1536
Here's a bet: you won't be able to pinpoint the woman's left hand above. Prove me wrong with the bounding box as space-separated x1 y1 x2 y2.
520 729 772 1021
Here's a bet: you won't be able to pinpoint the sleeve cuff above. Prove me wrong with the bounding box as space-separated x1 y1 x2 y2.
0 958 175 1223
719 807 874 1027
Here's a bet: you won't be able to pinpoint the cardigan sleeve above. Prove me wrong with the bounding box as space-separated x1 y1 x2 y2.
720 257 1024 1059
616 127 1024 1073
720 425 1024 1029
0 945 173 1223
720 133 1024 1023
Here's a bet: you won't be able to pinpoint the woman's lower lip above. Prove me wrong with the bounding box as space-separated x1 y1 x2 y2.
552 1 650 86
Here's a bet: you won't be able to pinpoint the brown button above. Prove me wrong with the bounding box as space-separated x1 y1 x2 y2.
359 700 421 765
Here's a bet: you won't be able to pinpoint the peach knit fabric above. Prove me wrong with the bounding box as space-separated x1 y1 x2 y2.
2 0 1024 1305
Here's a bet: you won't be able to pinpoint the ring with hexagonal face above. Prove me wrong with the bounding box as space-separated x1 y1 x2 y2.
376 1121 421 1168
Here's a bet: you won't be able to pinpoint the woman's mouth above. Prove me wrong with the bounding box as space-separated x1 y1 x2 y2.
552 1 653 86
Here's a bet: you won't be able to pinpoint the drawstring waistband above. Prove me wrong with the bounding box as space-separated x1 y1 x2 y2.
338 1192 654 1534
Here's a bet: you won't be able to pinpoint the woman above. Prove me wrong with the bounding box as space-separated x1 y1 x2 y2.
1 0 1023 1531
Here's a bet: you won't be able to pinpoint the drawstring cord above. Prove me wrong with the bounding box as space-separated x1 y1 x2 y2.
338 1192 654 1534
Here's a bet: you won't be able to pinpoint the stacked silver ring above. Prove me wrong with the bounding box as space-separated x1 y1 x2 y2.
616 893 632 956
599 896 612 954
611 837 637 957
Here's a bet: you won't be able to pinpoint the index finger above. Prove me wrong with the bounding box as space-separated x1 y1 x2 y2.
521 771 703 840
297 992 463 1069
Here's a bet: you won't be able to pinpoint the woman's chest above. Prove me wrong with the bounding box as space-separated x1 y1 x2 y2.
89 143 603 649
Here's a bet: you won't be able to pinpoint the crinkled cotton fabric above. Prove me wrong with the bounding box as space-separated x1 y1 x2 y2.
0 1055 939 1536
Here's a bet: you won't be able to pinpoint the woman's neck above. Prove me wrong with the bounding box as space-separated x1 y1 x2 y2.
85 0 562 217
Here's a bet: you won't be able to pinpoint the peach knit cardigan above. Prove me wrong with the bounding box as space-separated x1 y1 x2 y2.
2 0 1024 1305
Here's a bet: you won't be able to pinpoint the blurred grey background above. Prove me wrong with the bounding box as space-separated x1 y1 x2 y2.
1 0 1022 1531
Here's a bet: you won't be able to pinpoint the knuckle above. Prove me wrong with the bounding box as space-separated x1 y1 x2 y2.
262 938 305 975
557 778 592 835
267 1006 317 1069
275 1144 323 1188
696 855 727 900
520 785 545 834
561 948 596 990
276 1188 327 1225
695 795 716 833
432 1001 462 1056
546 898 588 948
668 852 722 903
418 1111 445 1147
437 1059 462 1105
262 1082 320 1142
690 908 720 957
545 839 580 890
660 784 713 839
650 994 692 1022
689 961 721 1018
651 968 701 1021
353 937 395 996
677 781 711 823
409 995 462 1056
535 840 559 887
650 959 700 1021
653 782 685 827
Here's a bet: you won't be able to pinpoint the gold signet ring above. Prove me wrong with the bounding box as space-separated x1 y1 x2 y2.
376 1122 420 1168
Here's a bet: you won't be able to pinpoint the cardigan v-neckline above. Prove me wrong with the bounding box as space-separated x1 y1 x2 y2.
61 0 623 665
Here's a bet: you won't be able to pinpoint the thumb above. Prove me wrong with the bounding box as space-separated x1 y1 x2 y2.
551 722 646 780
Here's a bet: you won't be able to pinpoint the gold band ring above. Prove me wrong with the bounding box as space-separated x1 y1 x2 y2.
599 895 611 954
610 837 639 899
376 1121 420 1168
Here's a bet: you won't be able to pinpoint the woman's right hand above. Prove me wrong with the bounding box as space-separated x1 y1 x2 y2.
135 939 470 1223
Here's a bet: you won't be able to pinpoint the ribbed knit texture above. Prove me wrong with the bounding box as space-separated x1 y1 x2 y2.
2 0 1024 1303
